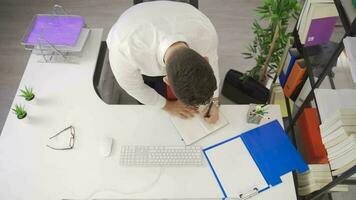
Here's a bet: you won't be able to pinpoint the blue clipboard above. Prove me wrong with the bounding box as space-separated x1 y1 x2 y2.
203 120 308 199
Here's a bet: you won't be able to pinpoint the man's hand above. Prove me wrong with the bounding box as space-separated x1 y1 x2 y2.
203 104 219 124
163 100 198 119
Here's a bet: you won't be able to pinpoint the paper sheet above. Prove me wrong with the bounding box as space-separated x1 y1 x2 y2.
204 137 268 198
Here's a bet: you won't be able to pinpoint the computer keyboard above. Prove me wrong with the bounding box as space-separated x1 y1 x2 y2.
120 145 205 167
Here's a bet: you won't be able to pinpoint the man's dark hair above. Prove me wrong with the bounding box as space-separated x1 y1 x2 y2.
166 47 217 106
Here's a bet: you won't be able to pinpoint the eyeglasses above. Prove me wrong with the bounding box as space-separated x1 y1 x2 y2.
46 126 75 150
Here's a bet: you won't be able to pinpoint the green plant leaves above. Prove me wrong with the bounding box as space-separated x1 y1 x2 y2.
242 0 301 82
12 104 27 119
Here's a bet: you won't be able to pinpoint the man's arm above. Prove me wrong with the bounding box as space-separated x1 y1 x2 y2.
208 49 220 99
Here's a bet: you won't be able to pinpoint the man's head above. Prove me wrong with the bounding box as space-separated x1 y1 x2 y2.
165 47 217 106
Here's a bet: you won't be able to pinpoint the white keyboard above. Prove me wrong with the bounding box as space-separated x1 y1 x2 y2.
120 145 205 167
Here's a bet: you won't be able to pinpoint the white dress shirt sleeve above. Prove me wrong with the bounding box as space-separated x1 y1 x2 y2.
208 49 220 98
108 50 167 108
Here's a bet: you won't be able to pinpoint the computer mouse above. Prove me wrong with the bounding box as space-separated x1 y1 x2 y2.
100 137 113 157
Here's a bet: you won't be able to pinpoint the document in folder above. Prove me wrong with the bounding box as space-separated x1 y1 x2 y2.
203 120 308 199
204 137 269 198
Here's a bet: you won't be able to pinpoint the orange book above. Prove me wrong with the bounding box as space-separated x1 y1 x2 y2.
283 59 306 97
297 108 328 164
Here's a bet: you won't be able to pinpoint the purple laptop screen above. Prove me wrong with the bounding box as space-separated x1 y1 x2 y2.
25 15 84 46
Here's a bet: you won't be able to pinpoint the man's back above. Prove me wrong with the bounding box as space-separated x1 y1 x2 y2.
107 1 219 107
107 1 218 76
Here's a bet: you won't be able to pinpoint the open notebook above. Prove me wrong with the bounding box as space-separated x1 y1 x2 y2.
170 109 229 145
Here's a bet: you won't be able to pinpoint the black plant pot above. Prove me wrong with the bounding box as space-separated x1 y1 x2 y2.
221 69 269 104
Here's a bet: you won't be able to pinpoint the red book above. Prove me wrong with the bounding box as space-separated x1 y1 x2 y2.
297 108 328 164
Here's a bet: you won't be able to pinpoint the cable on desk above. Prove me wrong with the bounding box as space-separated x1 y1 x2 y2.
83 167 164 200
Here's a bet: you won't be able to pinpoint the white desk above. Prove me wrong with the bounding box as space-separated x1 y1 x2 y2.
0 29 297 200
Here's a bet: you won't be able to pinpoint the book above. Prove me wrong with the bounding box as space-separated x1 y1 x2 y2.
277 37 294 76
296 163 348 195
322 125 356 145
295 78 312 108
170 109 229 145
298 183 348 195
270 83 294 117
308 164 331 171
297 108 328 164
332 159 356 176
329 146 356 170
279 48 300 87
324 128 356 149
314 89 356 123
320 117 356 138
304 16 338 46
297 0 338 45
283 59 306 98
343 37 356 83
327 135 356 160
331 67 356 89
320 108 356 131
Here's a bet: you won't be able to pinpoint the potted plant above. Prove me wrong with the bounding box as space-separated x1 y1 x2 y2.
12 104 27 119
222 0 300 104
20 86 35 101
242 0 301 84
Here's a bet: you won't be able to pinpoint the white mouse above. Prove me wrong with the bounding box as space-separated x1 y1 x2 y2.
100 137 113 157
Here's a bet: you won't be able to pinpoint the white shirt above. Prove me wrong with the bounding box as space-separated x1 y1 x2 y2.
107 1 219 107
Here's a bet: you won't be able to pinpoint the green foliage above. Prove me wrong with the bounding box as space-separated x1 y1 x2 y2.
242 0 301 81
20 86 35 101
254 105 268 116
12 104 27 119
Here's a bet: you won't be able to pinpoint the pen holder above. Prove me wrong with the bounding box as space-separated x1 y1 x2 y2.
247 104 265 124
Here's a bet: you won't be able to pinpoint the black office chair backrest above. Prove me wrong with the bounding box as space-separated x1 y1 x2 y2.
133 0 198 9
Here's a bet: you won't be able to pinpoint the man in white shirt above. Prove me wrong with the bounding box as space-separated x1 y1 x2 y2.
107 1 220 123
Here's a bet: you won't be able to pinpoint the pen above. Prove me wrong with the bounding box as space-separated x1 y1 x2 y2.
204 101 214 118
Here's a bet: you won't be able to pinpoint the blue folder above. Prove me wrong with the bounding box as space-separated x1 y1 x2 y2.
279 48 300 87
203 120 308 198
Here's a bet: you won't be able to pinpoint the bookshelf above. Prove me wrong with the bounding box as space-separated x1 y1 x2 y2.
283 0 356 199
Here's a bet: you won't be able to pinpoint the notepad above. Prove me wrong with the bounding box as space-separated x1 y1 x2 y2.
170 110 229 145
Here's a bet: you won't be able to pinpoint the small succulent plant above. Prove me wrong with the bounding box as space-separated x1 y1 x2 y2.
20 86 35 101
12 104 27 119
254 105 268 116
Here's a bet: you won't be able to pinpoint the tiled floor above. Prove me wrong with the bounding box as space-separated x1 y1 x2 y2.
0 0 354 199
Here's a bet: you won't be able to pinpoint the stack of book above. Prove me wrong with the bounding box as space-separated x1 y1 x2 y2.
298 164 349 195
297 0 338 46
319 108 356 176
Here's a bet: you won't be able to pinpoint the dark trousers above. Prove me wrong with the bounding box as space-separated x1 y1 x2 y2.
142 75 167 99
96 50 170 104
